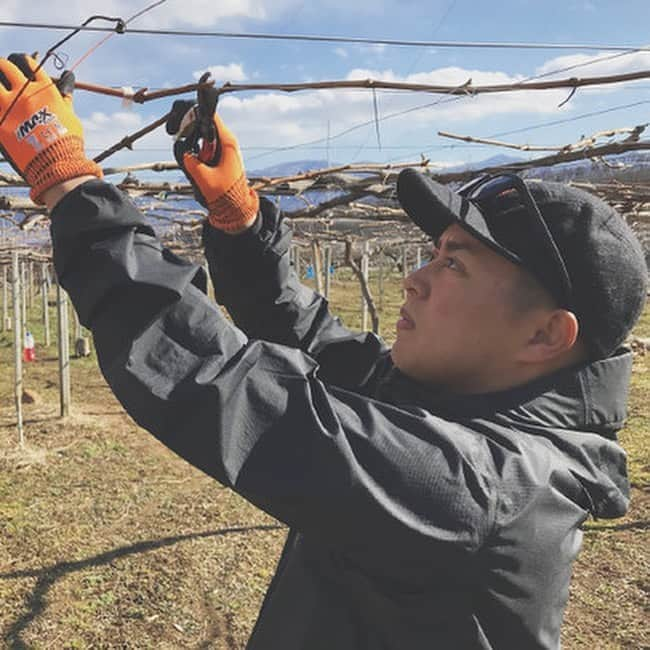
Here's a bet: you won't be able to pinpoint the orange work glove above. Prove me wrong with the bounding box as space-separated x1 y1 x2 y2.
167 104 259 234
0 53 102 205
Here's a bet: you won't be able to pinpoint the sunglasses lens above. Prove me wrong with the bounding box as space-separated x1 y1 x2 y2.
471 175 520 200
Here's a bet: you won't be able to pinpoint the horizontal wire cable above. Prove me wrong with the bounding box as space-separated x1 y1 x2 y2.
69 1 168 71
0 21 649 52
486 99 650 139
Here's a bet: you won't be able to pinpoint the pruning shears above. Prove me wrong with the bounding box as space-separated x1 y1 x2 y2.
168 71 221 166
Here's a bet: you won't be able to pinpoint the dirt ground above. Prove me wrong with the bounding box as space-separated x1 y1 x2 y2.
0 276 648 649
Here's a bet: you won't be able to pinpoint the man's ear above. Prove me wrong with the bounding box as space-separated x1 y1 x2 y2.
518 309 580 363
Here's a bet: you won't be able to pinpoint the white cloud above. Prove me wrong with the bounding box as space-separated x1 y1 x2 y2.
211 63 570 157
83 110 142 132
82 110 146 150
535 50 650 81
336 65 570 124
334 48 349 59
345 65 519 86
369 43 387 56
192 64 247 83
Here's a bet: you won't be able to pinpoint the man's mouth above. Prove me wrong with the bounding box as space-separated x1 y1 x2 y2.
396 307 415 331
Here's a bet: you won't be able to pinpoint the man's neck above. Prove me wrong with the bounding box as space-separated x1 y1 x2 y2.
449 341 590 396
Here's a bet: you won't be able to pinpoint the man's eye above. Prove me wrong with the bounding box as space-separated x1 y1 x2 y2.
444 257 458 269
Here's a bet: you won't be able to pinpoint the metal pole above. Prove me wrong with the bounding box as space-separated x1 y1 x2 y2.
56 273 71 417
416 246 422 271
41 263 50 347
11 251 24 445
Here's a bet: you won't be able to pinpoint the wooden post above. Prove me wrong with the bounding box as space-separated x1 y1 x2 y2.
416 246 422 271
2 264 8 332
56 274 71 417
378 248 385 312
67 298 74 351
73 305 90 358
73 306 82 343
324 245 332 299
41 263 50 347
203 262 214 301
311 239 324 295
20 259 27 329
402 246 408 299
361 240 370 331
11 251 24 445
27 260 34 312
295 246 302 279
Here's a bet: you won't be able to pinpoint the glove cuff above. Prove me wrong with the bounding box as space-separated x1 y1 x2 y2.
25 135 103 205
206 173 260 233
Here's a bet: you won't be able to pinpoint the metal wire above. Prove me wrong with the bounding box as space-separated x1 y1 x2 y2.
0 21 648 52
0 2 168 127
0 15 125 128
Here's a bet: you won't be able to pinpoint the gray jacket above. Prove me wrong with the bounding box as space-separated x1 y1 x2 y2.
51 180 631 649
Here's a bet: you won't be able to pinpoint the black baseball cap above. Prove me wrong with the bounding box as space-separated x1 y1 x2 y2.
397 167 649 359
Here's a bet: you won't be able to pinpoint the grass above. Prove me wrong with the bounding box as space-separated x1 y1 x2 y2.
0 271 648 649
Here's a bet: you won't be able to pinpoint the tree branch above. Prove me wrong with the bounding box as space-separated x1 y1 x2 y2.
70 69 650 102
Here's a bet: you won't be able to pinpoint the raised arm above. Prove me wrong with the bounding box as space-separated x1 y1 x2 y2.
167 101 390 390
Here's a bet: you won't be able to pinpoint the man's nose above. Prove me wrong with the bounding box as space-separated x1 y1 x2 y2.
403 265 430 298
403 275 417 296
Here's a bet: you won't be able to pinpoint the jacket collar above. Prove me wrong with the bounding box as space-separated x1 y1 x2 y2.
380 348 633 436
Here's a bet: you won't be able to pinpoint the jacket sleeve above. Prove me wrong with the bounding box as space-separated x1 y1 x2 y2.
202 196 390 392
50 180 495 568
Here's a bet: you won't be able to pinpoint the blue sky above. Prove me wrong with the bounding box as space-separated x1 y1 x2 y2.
1 0 650 173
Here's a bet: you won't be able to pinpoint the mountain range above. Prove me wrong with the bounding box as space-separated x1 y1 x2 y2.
249 155 525 178
250 150 650 183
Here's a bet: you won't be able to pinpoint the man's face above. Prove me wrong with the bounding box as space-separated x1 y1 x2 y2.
391 223 537 393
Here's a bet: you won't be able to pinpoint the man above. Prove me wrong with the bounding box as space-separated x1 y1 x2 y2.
0 54 647 649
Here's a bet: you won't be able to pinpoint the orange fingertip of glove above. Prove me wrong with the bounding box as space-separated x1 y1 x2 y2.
206 173 260 233
25 135 103 205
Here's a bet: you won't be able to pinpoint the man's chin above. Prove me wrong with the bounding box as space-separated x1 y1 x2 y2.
390 344 414 376
389 346 401 368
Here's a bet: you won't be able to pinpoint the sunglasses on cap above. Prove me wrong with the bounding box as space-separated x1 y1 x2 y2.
457 173 574 311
